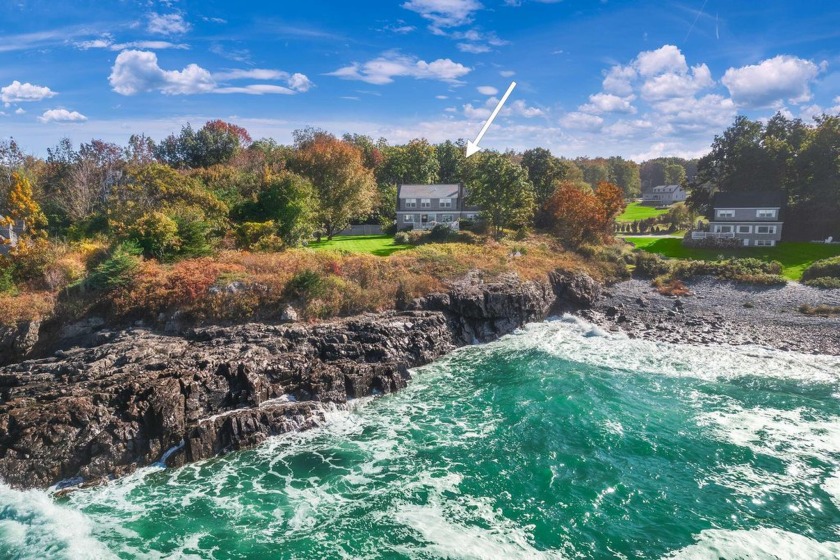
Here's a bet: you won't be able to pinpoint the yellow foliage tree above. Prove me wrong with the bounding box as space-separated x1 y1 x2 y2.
2 172 47 238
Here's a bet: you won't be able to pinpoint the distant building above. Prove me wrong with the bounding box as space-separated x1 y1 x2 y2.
642 184 687 206
0 221 24 256
691 191 784 247
396 184 480 230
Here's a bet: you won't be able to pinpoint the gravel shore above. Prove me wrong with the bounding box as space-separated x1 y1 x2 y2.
585 278 840 355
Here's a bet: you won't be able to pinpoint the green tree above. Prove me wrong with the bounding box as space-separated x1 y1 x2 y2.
466 152 535 238
379 139 440 186
233 171 318 246
436 140 467 184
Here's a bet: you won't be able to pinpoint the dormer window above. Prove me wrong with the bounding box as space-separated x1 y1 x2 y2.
421 199 431 208
439 198 452 208
756 209 776 218
405 198 417 208
717 210 735 218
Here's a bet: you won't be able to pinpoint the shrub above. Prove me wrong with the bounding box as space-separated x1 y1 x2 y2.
805 277 840 289
174 216 213 258
87 241 142 291
0 265 16 294
634 251 672 277
394 231 411 245
236 221 278 250
654 278 691 296
285 269 324 300
427 224 453 243
129 211 180 259
802 256 840 282
799 304 840 316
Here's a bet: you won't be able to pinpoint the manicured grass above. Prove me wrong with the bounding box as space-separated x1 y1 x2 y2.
625 237 840 280
617 202 671 223
307 234 412 256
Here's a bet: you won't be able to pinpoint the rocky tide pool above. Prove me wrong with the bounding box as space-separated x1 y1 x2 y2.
1 316 839 559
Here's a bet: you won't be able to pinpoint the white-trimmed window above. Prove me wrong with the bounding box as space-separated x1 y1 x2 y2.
439 198 452 209
420 198 431 208
440 214 453 222
737 225 752 234
756 225 777 234
754 239 774 247
403 214 414 222
717 210 735 218
756 209 776 218
405 198 417 208
467 213 478 219
714 225 733 233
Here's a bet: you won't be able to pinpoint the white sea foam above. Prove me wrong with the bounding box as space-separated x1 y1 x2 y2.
662 527 840 559
0 483 116 559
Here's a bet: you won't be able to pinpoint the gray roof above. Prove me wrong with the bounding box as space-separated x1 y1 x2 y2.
398 184 460 199
713 191 785 208
652 184 682 193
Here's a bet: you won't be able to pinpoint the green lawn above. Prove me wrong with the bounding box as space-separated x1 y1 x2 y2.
617 202 671 223
307 234 412 256
625 237 840 280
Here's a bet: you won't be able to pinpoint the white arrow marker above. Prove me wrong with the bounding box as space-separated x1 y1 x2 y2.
465 81 517 158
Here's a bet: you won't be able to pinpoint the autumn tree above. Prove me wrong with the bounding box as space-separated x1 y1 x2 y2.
155 121 252 168
466 152 535 238
544 181 624 248
290 132 377 239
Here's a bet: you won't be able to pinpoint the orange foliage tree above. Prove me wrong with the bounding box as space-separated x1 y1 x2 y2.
544 181 626 248
291 133 376 239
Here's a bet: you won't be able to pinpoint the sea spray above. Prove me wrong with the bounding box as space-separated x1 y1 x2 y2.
3 317 840 558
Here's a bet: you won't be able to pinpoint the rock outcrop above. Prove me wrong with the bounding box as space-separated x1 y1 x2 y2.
0 271 598 489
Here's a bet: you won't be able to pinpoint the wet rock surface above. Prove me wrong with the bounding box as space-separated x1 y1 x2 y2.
0 271 594 489
588 278 840 355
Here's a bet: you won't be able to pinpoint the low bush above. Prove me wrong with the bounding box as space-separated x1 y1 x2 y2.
634 251 672 277
427 224 454 242
802 256 840 288
669 258 785 285
86 241 143 291
804 277 840 289
799 304 840 316
394 231 411 245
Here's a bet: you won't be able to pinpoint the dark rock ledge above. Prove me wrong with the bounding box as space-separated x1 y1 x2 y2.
0 271 599 490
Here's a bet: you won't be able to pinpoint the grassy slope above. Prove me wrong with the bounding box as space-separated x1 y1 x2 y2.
625 237 840 280
617 202 671 223
307 235 412 256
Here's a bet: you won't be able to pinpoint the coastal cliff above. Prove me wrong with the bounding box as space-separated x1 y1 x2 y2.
0 271 600 490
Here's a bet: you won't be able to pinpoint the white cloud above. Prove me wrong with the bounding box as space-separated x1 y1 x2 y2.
147 12 190 35
721 55 824 107
477 85 498 95
500 70 515 78
214 69 289 81
436 95 448 99
14 108 25 115
463 103 491 119
38 109 87 123
559 111 604 131
508 99 544 118
110 51 313 96
402 0 483 31
652 94 736 133
109 50 214 95
634 44 687 77
1 80 57 103
76 37 188 51
458 43 491 54
327 52 470 85
579 92 636 114
640 63 713 100
603 119 654 137
602 65 637 96
214 85 299 95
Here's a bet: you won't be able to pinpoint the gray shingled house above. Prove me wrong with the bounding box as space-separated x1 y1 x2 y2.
0 221 24 256
692 191 785 247
396 184 480 230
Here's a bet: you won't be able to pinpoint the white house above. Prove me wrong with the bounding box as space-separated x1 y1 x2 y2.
642 184 687 206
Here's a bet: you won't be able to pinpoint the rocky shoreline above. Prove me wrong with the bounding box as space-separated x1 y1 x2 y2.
587 278 840 355
0 271 600 490
1 271 836 492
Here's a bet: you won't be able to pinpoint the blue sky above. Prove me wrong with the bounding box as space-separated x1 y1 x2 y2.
1 0 839 160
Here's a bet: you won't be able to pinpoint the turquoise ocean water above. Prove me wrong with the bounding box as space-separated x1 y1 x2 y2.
1 316 839 559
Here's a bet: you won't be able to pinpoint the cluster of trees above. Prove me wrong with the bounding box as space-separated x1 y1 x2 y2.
0 122 633 273
639 157 698 190
689 113 840 240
